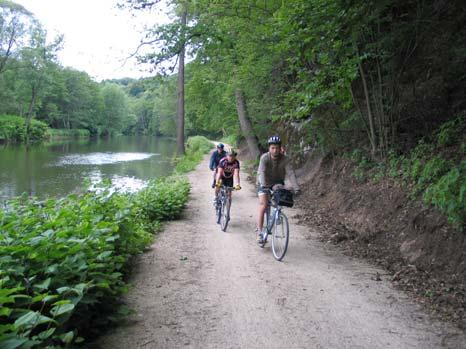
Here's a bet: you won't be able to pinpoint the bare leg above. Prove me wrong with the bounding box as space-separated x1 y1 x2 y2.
257 194 269 231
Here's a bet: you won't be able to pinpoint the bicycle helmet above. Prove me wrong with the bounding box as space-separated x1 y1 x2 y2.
217 143 224 149
227 149 238 156
267 135 281 145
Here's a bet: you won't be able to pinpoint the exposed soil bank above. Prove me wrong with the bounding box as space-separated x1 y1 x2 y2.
295 154 466 331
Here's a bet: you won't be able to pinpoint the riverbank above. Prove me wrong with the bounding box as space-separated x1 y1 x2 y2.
0 136 212 348
47 128 91 139
93 152 465 348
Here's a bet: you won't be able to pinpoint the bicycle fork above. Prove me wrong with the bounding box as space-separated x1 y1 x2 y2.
263 207 279 240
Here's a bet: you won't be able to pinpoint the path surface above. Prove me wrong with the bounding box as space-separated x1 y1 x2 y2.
94 155 465 349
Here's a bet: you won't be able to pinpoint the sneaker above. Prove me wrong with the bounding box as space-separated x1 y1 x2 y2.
255 228 264 243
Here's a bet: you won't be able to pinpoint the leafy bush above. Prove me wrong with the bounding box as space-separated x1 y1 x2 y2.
174 136 212 173
424 160 466 227
436 113 465 147
0 115 49 143
135 176 190 223
0 176 190 348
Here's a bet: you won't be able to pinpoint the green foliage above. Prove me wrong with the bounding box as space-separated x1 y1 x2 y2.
0 176 190 347
174 136 212 174
135 176 190 224
220 134 238 148
424 161 466 227
347 116 465 228
0 115 49 142
436 114 465 147
47 128 90 139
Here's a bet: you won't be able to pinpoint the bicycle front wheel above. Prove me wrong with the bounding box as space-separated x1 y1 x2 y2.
271 212 289 261
215 196 222 224
220 197 231 232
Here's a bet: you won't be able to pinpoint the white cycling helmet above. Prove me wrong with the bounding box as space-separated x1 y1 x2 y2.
267 135 281 145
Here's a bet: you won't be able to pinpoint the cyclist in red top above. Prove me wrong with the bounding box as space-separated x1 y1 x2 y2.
215 150 241 199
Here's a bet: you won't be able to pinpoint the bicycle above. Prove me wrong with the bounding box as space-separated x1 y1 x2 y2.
215 185 236 232
258 188 293 261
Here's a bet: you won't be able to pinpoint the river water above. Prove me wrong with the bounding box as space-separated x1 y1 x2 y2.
0 136 177 198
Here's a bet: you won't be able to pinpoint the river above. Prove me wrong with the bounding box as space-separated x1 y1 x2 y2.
0 136 177 199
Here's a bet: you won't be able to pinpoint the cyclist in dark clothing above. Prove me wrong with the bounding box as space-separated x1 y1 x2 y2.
209 143 226 170
209 143 226 188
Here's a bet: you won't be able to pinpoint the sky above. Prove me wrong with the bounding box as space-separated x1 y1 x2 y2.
14 0 171 81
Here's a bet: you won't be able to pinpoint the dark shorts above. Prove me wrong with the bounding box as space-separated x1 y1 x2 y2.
257 181 284 196
221 177 234 187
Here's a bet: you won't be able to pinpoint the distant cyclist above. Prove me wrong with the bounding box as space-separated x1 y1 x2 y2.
256 136 299 243
215 149 241 200
209 143 227 188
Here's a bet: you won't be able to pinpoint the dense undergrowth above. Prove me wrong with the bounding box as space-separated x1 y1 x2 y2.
0 115 49 143
0 176 190 348
348 115 466 228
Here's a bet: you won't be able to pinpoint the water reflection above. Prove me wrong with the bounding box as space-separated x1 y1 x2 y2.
0 136 176 198
53 152 158 166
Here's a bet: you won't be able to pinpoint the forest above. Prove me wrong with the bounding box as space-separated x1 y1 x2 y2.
2 0 465 155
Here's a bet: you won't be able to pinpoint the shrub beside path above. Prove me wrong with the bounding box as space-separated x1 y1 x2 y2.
93 153 465 348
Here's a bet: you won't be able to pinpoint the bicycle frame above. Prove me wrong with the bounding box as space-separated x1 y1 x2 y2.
216 185 235 231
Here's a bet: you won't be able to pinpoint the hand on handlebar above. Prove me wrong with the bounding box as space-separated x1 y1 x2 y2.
234 184 241 190
215 180 222 188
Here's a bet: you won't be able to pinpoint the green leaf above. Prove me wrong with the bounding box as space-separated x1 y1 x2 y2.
50 303 75 317
59 331 74 344
33 278 51 291
14 311 55 329
0 338 29 349
35 327 55 340
0 307 12 317
97 251 113 260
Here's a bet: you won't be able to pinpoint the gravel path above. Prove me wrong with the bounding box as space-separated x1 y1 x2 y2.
93 155 466 349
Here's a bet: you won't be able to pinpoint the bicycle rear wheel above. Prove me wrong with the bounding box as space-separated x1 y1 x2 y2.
271 212 289 261
220 196 231 232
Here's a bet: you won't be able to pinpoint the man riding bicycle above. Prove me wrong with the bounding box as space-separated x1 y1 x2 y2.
256 136 299 243
215 150 241 201
209 143 227 188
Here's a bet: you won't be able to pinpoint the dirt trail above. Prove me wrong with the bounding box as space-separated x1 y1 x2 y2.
94 155 465 349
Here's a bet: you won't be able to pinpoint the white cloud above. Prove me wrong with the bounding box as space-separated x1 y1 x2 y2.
14 0 171 81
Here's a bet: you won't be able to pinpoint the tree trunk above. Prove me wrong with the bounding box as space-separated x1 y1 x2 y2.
358 62 377 156
25 85 37 145
234 89 260 160
176 9 187 155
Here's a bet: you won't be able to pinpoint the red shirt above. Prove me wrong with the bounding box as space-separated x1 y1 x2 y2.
218 158 240 178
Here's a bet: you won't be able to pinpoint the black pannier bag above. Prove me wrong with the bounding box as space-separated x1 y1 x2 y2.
273 189 294 207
